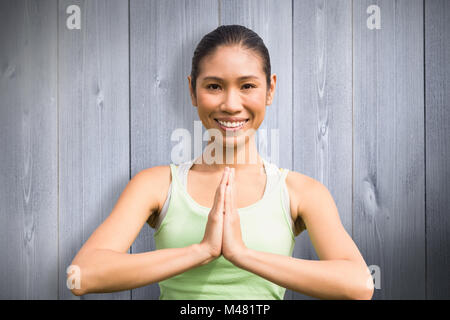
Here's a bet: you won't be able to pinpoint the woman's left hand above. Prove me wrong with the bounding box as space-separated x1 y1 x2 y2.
222 168 248 264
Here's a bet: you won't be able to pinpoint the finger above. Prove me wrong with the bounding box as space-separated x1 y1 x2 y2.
229 168 233 188
215 167 229 198
225 181 231 217
226 168 233 205
219 167 229 188
225 167 232 186
230 168 235 212
213 167 229 212
221 167 230 192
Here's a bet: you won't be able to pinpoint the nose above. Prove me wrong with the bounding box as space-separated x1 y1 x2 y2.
221 88 243 112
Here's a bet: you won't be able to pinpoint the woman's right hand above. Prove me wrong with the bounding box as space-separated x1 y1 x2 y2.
199 166 230 263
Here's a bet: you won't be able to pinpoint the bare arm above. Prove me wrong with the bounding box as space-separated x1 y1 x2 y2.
233 249 372 300
70 244 209 295
68 166 193 295
229 174 374 300
69 165 229 296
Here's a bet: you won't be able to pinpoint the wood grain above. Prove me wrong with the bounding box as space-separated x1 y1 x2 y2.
425 0 450 300
292 0 353 300
353 0 425 299
58 0 130 300
0 0 58 299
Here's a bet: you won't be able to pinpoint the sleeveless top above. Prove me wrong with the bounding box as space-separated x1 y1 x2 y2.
153 158 296 300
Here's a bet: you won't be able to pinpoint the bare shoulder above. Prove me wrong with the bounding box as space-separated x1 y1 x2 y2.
284 170 321 236
135 165 172 215
138 165 172 227
286 169 341 231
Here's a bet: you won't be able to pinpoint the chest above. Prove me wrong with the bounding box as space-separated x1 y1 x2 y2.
155 169 297 253
152 167 306 237
186 170 267 209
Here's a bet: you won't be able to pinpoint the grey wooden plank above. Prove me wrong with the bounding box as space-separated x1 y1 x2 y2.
58 0 130 299
0 0 58 299
220 0 295 299
292 0 353 300
353 0 425 299
130 0 219 299
425 0 450 300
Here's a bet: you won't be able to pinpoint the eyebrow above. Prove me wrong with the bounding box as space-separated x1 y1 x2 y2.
201 75 259 82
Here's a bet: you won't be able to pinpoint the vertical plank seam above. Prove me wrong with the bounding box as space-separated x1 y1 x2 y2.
351 0 354 240
291 0 294 177
290 0 294 301
57 0 60 300
423 0 427 300
218 0 221 25
128 0 133 300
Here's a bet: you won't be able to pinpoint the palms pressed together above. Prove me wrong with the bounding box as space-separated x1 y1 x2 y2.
200 167 247 265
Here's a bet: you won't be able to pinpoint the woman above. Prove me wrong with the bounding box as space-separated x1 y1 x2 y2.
69 25 374 300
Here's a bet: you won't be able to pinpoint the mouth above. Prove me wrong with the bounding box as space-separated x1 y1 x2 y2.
214 118 249 132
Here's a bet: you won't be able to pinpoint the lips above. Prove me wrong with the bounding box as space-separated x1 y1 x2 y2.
214 117 249 122
214 119 249 131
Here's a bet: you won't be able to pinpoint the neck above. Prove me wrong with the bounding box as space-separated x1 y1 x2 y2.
194 135 263 173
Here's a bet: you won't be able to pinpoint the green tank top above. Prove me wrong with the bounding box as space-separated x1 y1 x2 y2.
153 162 295 300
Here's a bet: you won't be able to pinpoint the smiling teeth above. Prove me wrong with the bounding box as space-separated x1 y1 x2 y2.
218 120 246 128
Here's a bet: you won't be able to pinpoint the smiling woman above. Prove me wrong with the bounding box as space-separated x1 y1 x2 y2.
188 35 275 156
68 24 373 300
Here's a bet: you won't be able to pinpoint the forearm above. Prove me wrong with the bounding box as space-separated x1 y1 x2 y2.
69 244 210 296
233 248 373 300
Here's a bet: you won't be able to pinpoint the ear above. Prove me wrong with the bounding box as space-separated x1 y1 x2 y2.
187 75 198 107
266 73 277 106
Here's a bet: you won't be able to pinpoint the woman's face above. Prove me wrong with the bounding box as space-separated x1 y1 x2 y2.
188 45 276 149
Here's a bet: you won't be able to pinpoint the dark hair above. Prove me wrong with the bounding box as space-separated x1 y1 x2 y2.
190 24 271 98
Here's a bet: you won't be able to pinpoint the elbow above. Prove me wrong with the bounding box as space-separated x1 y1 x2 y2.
345 266 375 300
363 276 375 300
70 286 85 297
360 266 375 300
357 286 374 300
66 262 89 297
350 267 375 300
348 276 374 300
350 286 374 300
366 286 375 300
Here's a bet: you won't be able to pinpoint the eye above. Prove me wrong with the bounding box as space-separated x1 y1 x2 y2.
207 84 221 91
242 83 256 90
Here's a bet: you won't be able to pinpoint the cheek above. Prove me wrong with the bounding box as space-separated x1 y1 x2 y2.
244 95 266 117
196 96 217 120
244 91 266 107
197 92 219 108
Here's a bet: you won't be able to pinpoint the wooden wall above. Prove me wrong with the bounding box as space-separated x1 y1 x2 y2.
0 0 448 300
